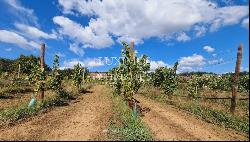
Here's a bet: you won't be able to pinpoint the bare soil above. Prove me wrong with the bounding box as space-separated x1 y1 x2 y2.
135 95 248 141
0 85 112 141
0 85 248 141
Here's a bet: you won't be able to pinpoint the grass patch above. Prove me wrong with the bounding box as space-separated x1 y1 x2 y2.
168 101 249 134
0 82 92 126
0 86 33 96
139 85 249 135
0 90 71 125
0 105 39 124
107 93 153 141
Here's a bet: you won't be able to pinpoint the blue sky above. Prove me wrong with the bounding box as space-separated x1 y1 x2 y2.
0 0 249 73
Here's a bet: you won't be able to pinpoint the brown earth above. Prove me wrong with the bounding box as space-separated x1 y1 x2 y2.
135 95 248 141
0 90 55 110
0 92 32 110
0 85 112 141
0 85 248 141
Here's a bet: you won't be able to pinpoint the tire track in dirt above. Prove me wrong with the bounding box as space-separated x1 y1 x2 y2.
135 95 248 141
0 85 111 141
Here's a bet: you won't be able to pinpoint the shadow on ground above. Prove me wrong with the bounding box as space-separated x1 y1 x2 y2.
0 95 14 99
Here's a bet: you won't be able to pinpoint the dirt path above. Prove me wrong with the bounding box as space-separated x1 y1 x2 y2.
0 85 111 141
135 95 248 141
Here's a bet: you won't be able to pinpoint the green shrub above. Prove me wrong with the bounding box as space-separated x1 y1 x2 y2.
175 103 249 134
0 93 70 124
0 105 38 123
0 86 33 95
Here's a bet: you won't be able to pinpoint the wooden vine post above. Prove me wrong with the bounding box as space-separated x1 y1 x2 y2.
17 64 20 78
129 41 135 86
40 43 45 100
230 43 243 113
130 41 135 60
129 41 137 116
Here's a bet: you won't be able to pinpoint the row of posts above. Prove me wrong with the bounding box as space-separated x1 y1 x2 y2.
37 42 243 113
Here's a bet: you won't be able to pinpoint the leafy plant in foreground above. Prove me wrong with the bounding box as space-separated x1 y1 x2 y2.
187 75 203 99
109 42 150 100
72 63 84 92
28 62 46 97
47 55 63 94
150 62 178 98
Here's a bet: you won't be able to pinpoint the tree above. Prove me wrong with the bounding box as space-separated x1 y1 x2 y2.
151 67 165 88
110 42 150 100
47 55 63 94
28 62 46 98
72 63 84 92
151 62 179 98
0 55 50 75
0 58 14 73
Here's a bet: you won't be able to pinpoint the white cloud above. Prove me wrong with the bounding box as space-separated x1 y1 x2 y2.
209 6 249 32
240 66 249 72
242 17 249 29
209 19 222 32
245 67 249 72
178 54 206 72
1 1 57 50
218 6 249 25
15 23 57 40
5 48 12 52
58 0 249 44
69 43 84 56
58 0 83 15
149 60 168 71
208 58 224 65
61 58 105 69
179 54 206 67
60 59 84 69
0 30 39 50
177 66 194 73
84 58 104 67
176 32 191 42
194 26 207 37
116 36 143 45
29 41 40 49
221 0 235 6
4 0 39 26
203 45 215 53
53 16 114 49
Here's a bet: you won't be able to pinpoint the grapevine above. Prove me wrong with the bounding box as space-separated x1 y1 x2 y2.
47 55 63 94
72 63 84 92
151 62 179 98
110 42 150 101
28 62 46 97
187 75 203 99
